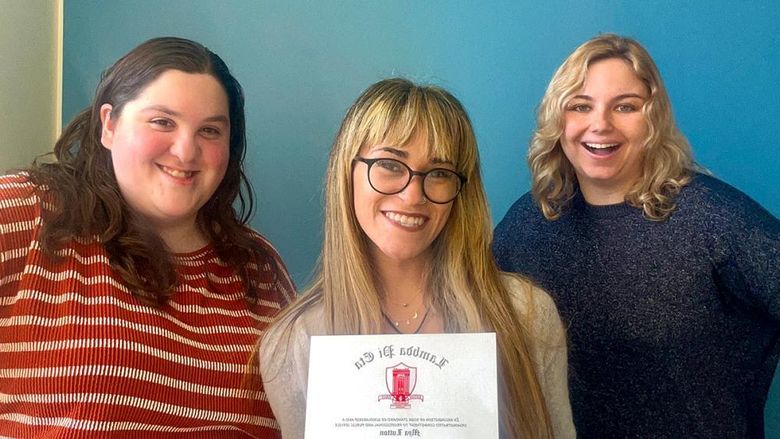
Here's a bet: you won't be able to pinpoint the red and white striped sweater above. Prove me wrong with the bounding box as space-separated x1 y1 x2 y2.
0 173 295 438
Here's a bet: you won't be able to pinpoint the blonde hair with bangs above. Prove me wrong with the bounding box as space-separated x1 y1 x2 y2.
268 78 554 438
529 33 698 220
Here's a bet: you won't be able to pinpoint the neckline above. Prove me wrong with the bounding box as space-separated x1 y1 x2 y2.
172 244 215 262
573 190 638 219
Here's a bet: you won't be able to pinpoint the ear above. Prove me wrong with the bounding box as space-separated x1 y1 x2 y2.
99 104 115 150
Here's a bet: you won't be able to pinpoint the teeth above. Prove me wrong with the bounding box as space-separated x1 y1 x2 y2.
385 212 425 227
160 165 194 179
585 143 619 149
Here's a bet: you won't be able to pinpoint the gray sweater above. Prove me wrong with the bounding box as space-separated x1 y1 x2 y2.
259 274 576 439
493 174 780 438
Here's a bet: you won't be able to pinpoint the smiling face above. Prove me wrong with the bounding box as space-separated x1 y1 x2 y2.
352 130 455 269
100 69 230 241
561 57 650 204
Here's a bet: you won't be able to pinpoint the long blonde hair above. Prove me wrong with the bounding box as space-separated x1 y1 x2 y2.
529 33 698 220
267 78 553 438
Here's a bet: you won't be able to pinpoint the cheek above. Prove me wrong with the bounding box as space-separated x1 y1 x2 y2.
630 118 649 143
562 115 586 142
351 171 372 229
351 168 374 207
114 128 171 163
203 142 230 174
432 204 454 233
561 117 582 149
560 133 579 161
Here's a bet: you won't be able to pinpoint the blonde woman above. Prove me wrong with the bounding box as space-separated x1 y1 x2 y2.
260 78 575 438
494 34 780 438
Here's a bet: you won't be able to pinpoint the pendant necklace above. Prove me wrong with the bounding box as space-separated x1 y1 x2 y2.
382 307 430 334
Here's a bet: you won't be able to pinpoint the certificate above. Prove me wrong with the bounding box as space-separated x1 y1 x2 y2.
305 333 498 438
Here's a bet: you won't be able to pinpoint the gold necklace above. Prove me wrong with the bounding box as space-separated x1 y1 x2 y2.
384 288 424 308
383 306 421 326
382 307 430 334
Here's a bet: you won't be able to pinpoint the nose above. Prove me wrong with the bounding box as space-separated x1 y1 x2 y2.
399 174 428 205
589 108 614 133
169 131 200 163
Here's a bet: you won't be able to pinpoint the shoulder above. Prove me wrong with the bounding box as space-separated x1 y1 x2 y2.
247 229 290 272
495 192 540 230
247 229 283 257
245 228 297 302
259 298 324 439
493 192 549 256
500 273 564 343
680 174 773 216
0 173 45 236
260 298 326 363
0 173 47 286
675 173 778 231
0 172 41 210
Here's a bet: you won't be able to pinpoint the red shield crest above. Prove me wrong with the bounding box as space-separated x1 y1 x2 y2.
378 362 424 408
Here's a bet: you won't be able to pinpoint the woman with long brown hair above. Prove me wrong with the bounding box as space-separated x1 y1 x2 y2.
0 37 295 437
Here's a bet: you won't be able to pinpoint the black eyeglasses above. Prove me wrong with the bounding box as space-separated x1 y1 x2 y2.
353 157 467 204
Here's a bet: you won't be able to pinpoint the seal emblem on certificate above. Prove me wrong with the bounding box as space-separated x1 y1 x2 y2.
305 333 498 438
378 363 424 408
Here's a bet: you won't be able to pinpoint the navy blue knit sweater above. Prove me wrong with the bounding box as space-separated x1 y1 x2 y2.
493 174 779 438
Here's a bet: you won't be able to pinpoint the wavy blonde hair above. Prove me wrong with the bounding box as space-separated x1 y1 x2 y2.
529 33 698 220
267 78 553 438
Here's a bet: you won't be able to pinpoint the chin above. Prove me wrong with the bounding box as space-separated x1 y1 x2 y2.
374 245 429 265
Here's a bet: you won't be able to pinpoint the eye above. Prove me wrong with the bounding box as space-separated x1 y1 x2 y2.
150 118 174 129
200 126 223 139
615 103 638 112
376 159 405 174
567 103 591 113
428 169 456 181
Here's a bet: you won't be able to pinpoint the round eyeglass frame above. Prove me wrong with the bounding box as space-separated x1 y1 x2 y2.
353 157 467 204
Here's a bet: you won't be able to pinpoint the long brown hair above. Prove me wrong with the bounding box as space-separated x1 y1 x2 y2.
529 33 698 220
26 37 279 305
267 78 554 438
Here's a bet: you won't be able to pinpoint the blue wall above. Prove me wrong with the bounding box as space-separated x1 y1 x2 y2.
63 1 779 433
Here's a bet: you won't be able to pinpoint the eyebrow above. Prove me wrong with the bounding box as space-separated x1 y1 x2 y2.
141 105 229 124
372 146 407 158
370 146 453 165
570 93 647 101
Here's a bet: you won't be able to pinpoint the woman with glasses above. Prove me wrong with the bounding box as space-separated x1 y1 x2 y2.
493 34 779 438
259 78 575 439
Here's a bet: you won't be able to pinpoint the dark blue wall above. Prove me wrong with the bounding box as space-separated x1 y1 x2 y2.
63 1 780 432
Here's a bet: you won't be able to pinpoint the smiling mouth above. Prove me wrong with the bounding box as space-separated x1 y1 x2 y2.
384 211 427 228
583 142 621 156
158 164 196 179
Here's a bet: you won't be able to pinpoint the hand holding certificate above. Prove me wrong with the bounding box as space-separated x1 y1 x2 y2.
305 333 498 439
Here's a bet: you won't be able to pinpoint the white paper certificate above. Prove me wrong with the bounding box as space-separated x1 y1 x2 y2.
304 333 498 439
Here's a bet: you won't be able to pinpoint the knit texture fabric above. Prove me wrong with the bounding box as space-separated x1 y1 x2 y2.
0 173 296 438
493 173 780 439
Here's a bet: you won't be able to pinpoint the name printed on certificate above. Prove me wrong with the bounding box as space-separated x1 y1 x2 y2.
305 332 498 439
